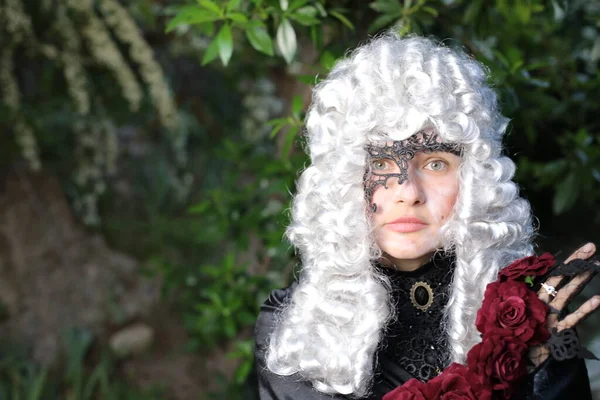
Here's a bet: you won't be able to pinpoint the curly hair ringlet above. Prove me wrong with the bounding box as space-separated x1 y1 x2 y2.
265 30 535 398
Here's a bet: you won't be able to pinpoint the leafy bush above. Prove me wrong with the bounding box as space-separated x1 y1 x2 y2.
0 328 164 400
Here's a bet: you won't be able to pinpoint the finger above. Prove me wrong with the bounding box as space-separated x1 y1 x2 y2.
547 310 558 331
550 270 594 311
528 345 550 369
538 275 563 304
556 294 600 332
564 242 596 264
538 243 596 303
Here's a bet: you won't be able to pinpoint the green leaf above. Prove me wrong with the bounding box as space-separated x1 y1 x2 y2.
525 276 534 287
266 117 289 126
238 310 257 325
165 6 221 32
538 159 568 184
204 290 222 306
289 12 320 26
505 47 523 66
553 172 580 214
463 0 483 23
227 12 248 23
226 0 242 12
201 37 220 65
276 18 297 64
269 121 288 138
196 21 216 35
235 361 253 384
516 2 532 24
368 13 400 33
217 24 234 66
509 59 524 74
246 23 274 56
224 317 237 337
282 125 299 156
290 6 320 25
197 0 222 15
289 0 310 11
314 2 327 16
202 265 221 277
310 25 323 49
296 5 317 16
297 73 318 85
319 50 336 70
398 18 412 35
493 50 510 68
369 0 402 14
29 367 48 400
291 94 303 117
189 200 211 214
330 10 354 30
422 6 438 17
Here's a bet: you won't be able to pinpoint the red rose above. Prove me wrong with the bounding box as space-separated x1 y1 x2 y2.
384 364 492 400
383 378 430 400
476 280 549 345
427 363 492 400
466 330 528 399
498 253 555 281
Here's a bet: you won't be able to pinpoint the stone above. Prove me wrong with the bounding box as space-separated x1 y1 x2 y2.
110 323 154 358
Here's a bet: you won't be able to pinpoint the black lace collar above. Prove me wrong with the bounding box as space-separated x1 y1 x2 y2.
375 252 455 382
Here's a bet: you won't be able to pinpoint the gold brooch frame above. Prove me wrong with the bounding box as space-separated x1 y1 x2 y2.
410 281 434 312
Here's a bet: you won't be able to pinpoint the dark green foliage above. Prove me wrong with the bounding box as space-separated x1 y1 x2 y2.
3 0 599 397
0 328 164 399
168 0 600 228
144 137 306 395
164 1 600 394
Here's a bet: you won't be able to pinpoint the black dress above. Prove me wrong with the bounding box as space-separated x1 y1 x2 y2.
254 256 592 399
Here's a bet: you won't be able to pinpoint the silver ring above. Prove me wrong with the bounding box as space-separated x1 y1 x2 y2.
542 282 558 298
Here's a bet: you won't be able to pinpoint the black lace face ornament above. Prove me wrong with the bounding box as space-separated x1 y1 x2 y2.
365 130 462 212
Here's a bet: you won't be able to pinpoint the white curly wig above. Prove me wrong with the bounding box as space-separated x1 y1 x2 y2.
265 32 535 397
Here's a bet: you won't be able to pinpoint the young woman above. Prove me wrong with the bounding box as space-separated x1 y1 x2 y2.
254 32 599 399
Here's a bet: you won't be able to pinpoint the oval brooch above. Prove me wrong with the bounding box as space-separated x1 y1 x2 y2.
410 281 434 312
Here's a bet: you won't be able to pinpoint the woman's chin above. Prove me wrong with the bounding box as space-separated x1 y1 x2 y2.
380 250 436 271
378 236 440 261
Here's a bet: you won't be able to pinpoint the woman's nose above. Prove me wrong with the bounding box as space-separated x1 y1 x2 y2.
391 168 425 205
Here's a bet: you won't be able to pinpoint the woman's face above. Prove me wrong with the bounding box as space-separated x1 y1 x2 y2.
367 137 461 271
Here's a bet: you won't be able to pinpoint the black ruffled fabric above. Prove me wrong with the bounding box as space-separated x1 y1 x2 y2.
374 253 454 383
254 258 593 400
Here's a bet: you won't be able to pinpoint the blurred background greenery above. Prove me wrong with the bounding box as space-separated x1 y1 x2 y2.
0 0 598 398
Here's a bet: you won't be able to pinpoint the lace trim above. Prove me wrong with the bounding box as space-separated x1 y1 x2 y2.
376 254 454 382
548 327 599 361
545 257 600 279
542 256 600 361
364 130 462 212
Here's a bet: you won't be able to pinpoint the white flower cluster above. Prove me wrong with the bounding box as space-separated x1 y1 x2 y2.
66 0 144 112
241 77 284 142
55 5 90 115
0 0 41 170
72 118 119 225
98 0 187 170
0 0 186 224
99 0 178 133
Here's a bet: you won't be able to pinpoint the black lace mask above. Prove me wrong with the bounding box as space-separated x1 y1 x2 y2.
364 130 462 212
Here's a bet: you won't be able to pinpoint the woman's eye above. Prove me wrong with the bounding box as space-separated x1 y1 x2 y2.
425 160 448 171
372 160 387 170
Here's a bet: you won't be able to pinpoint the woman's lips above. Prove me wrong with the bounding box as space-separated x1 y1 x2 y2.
385 217 428 233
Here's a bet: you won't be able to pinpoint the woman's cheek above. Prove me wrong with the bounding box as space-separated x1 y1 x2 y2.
427 183 459 223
